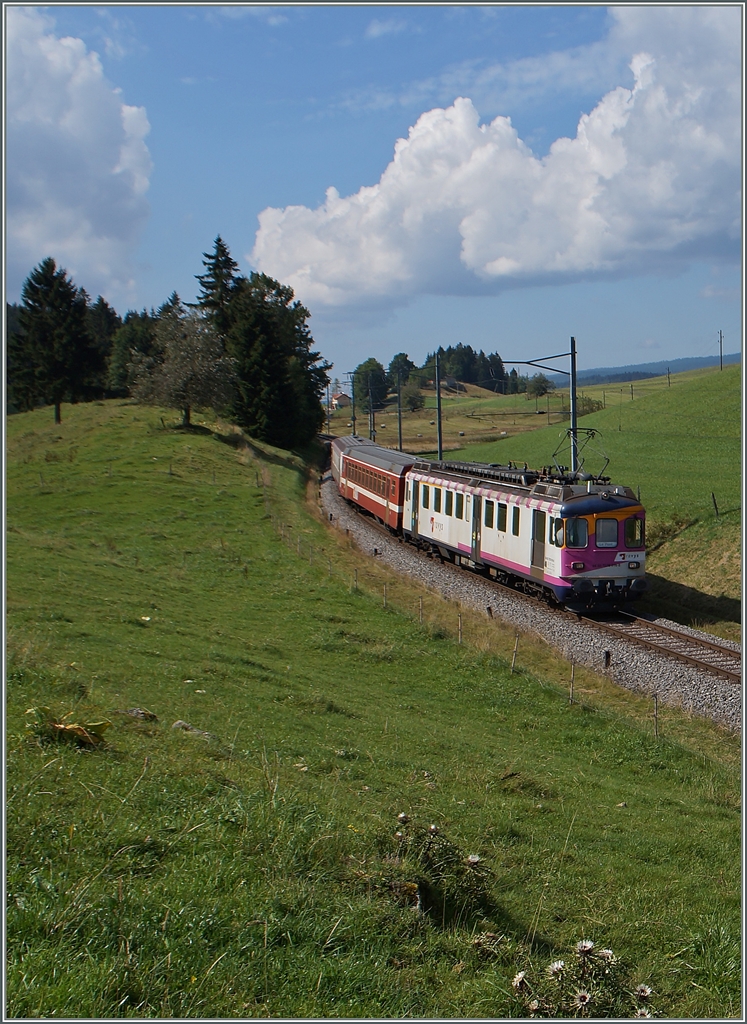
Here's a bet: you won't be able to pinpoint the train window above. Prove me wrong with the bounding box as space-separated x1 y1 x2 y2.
445 491 453 516
434 488 442 513
550 518 564 547
596 518 618 547
391 480 396 497
406 484 410 501
484 500 494 529
512 506 520 536
566 518 588 548
455 492 464 519
422 485 430 509
497 503 507 532
624 517 644 548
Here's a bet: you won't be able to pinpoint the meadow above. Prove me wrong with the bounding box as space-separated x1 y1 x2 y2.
5 397 741 1018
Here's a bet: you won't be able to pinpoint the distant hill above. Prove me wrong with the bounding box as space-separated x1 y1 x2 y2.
549 352 741 387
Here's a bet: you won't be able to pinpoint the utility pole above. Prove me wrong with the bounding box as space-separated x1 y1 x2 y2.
435 350 443 460
569 336 578 474
719 330 723 370
349 372 356 435
326 383 331 435
397 369 403 452
368 375 376 442
667 367 670 387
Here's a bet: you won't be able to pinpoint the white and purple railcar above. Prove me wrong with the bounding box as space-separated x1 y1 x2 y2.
403 458 647 604
330 437 646 605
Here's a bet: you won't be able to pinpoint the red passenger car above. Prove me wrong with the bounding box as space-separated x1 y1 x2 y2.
330 436 414 531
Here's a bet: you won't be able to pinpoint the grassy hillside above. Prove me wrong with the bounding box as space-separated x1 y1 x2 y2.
449 365 742 641
6 401 740 1018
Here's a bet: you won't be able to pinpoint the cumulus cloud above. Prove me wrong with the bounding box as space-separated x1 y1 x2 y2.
251 6 740 311
5 7 152 305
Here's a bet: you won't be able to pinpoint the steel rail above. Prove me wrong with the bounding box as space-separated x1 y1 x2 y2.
578 614 741 683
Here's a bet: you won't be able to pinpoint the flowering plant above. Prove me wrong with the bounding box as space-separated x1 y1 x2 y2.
512 938 658 1018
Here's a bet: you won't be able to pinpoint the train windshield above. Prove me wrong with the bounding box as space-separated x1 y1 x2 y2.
596 518 618 548
565 518 588 548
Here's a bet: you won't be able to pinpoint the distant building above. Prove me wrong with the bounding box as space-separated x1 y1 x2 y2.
331 393 351 409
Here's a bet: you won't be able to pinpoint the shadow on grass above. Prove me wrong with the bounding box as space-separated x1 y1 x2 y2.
639 573 741 628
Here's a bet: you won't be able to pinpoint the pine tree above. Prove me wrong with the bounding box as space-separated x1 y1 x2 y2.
107 309 158 395
193 236 241 337
18 258 104 423
227 272 329 448
86 295 122 392
7 302 37 412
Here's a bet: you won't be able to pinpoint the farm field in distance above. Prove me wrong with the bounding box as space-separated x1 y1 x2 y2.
5 397 740 1018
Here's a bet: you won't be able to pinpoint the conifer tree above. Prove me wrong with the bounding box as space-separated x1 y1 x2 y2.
108 309 157 395
18 258 103 423
86 295 122 392
227 272 329 448
194 236 241 337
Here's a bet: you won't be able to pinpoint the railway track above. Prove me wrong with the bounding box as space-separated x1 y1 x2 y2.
342 500 742 685
580 612 741 683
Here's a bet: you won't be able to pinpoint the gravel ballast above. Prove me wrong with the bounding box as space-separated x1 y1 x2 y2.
321 476 741 734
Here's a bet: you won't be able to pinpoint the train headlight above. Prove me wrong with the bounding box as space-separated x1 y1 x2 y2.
628 561 640 569
571 562 584 570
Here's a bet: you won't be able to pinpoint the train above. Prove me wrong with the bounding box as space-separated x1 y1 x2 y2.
330 435 647 607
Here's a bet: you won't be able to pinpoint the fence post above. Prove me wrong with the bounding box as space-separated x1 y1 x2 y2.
654 693 659 739
569 661 575 704
510 634 519 674
458 613 462 644
419 596 423 624
711 492 719 517
354 568 358 592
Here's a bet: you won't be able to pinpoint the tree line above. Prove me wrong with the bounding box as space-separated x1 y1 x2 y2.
349 344 555 414
6 238 330 447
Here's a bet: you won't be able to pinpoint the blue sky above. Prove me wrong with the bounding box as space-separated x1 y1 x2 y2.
5 4 742 377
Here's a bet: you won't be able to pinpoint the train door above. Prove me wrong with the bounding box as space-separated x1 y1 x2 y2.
411 480 419 534
531 509 546 576
471 495 482 561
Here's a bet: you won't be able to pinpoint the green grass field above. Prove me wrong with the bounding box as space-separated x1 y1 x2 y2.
5 398 741 1018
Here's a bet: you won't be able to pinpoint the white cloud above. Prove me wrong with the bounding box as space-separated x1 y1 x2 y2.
365 19 408 40
251 6 740 312
5 7 152 305
212 6 289 26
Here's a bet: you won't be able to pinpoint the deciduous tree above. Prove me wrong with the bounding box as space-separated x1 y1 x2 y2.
353 357 388 413
130 303 236 427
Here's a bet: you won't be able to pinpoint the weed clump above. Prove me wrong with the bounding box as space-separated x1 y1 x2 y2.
511 938 658 1018
25 706 111 748
376 816 494 926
